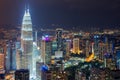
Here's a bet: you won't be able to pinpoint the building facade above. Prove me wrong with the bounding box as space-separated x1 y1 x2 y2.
20 8 33 78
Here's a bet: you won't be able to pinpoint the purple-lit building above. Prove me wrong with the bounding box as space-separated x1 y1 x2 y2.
41 35 52 64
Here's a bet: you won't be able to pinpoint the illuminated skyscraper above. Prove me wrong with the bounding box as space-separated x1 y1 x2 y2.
98 41 106 61
73 38 80 53
56 28 63 51
85 40 90 57
21 7 33 77
41 35 52 64
41 40 46 64
0 41 6 74
0 52 5 79
0 53 4 71
15 42 21 69
66 39 71 56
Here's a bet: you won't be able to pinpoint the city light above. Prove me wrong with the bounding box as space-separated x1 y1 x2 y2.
0 1 120 80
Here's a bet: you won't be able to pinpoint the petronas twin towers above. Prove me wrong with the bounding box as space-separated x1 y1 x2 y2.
21 8 33 78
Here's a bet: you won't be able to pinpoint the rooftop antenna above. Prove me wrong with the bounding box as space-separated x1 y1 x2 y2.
25 0 29 12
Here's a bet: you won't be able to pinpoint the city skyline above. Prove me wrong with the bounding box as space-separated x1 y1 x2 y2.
1 0 120 80
0 0 120 29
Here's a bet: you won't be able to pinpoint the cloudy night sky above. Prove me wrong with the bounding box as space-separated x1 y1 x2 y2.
0 0 120 28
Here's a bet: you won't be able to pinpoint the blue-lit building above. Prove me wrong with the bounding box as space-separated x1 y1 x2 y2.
41 65 51 80
116 50 120 69
6 41 16 71
6 43 11 71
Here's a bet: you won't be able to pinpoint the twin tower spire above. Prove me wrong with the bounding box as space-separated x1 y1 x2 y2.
24 4 30 16
20 3 34 79
22 4 32 24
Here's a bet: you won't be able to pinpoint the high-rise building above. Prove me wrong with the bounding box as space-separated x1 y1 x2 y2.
15 42 21 69
65 39 71 57
41 40 46 64
116 50 120 69
0 51 5 79
98 41 106 61
5 43 11 71
41 35 52 64
6 41 16 71
20 8 33 77
72 38 80 54
16 49 22 69
93 35 99 57
56 28 63 51
52 40 57 55
45 41 52 64
0 41 6 74
85 40 90 57
0 53 5 72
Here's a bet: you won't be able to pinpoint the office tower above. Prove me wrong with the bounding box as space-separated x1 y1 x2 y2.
10 41 16 70
73 38 80 54
85 40 90 57
98 41 106 61
16 49 22 69
41 35 52 64
15 42 21 69
45 41 52 64
41 40 46 64
0 53 5 72
15 69 29 80
6 43 11 71
0 48 5 80
56 28 63 51
104 36 109 53
116 50 120 69
52 40 57 55
85 42 95 62
0 41 6 74
21 7 33 77
6 41 16 71
93 35 99 56
11 44 16 70
66 39 71 56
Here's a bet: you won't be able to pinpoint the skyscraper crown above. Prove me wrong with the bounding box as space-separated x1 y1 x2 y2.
24 4 30 16
22 5 32 25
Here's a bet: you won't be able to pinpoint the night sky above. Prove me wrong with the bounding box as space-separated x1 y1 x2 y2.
0 0 120 28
